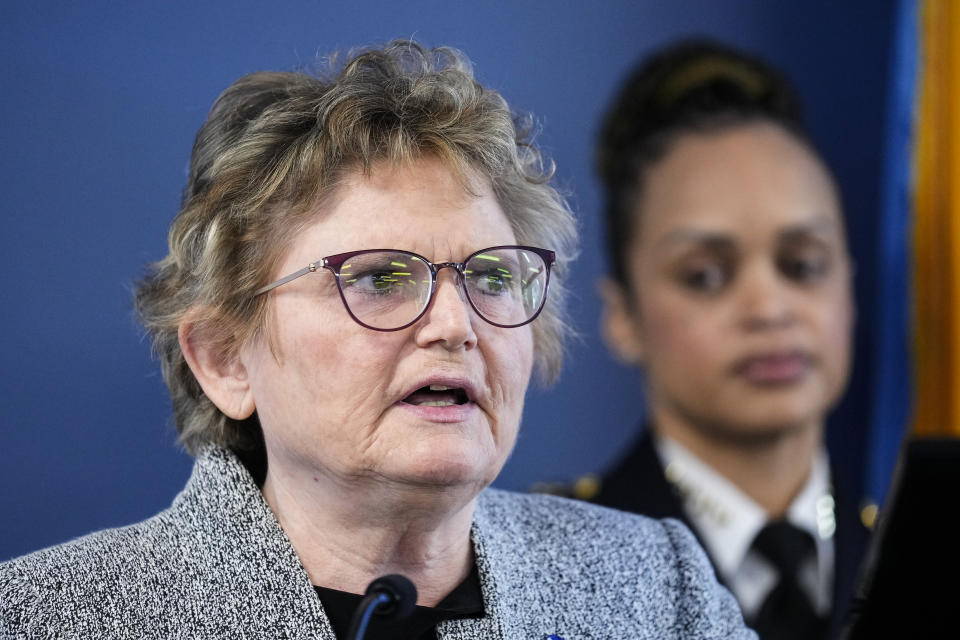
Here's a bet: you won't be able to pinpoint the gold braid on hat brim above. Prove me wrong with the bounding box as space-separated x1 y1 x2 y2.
655 56 768 110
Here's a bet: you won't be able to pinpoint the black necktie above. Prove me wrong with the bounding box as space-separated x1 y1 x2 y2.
749 520 828 640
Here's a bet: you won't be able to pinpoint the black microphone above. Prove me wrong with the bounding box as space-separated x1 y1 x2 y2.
346 574 418 640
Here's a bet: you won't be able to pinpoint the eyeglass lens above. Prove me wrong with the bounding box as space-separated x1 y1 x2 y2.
336 248 548 330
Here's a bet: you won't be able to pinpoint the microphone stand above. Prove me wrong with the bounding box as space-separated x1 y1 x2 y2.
346 574 418 640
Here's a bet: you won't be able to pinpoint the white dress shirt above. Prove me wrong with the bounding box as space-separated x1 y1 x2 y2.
654 435 835 619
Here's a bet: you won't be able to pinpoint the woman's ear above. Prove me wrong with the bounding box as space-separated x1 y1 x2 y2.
598 278 646 366
178 312 256 420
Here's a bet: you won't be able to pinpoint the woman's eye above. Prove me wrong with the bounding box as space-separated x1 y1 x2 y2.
482 274 505 293
473 270 513 295
348 271 401 293
778 252 830 283
678 263 729 294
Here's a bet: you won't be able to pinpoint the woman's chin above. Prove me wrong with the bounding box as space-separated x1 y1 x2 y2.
400 457 492 489
704 407 822 445
387 442 500 490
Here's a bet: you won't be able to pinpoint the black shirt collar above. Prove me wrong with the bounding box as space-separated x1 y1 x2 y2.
313 563 484 639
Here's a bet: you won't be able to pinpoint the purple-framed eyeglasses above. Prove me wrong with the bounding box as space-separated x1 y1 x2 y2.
254 245 556 331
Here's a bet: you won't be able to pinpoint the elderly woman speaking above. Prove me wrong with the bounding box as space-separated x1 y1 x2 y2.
0 41 754 638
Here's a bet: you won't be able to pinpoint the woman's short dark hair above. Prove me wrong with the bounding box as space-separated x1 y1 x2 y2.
596 38 815 286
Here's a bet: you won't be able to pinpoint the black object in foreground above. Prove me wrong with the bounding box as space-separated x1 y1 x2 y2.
346 574 418 640
843 438 960 639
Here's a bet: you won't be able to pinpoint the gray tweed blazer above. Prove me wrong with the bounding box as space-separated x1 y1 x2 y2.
0 446 756 639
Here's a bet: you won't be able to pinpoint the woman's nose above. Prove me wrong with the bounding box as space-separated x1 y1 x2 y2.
414 270 478 350
737 265 797 331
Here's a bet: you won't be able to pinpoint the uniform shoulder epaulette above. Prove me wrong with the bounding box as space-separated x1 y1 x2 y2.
528 473 602 501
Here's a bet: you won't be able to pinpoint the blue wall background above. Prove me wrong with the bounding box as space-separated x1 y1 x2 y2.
1 1 897 562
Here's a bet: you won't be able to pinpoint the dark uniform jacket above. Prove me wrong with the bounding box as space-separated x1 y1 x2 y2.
590 428 870 640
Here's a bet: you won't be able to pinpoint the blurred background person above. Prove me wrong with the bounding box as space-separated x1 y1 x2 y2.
587 39 871 640
0 41 755 638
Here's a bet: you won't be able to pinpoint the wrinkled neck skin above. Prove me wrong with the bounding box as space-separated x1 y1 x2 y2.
652 405 823 519
261 464 478 608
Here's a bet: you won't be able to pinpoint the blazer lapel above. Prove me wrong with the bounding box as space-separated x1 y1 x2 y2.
175 446 337 637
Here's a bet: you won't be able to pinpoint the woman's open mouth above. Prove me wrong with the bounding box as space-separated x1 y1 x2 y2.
402 384 471 407
396 380 478 422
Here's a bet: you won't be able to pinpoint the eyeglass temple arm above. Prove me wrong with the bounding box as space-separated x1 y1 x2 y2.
254 262 322 296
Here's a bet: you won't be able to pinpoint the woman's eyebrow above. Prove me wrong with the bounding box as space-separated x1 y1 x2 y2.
658 229 737 250
778 216 842 242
